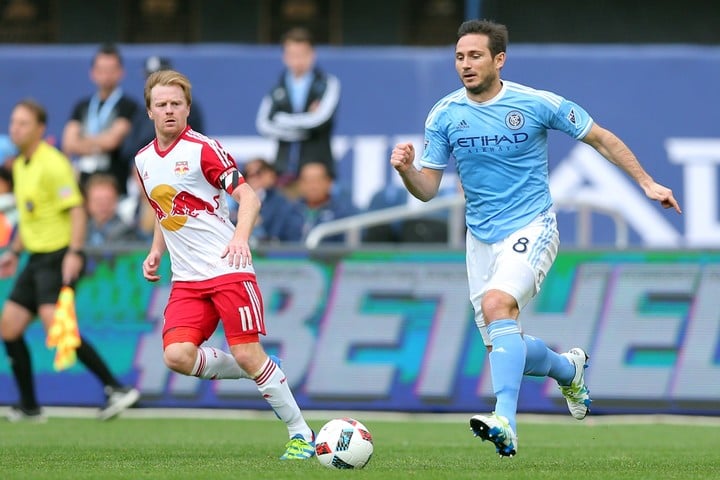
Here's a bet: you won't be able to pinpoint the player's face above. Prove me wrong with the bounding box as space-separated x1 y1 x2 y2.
283 40 315 77
8 105 44 152
455 34 505 99
148 84 190 141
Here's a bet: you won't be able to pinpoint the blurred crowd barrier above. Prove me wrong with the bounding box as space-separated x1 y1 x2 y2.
0 247 718 415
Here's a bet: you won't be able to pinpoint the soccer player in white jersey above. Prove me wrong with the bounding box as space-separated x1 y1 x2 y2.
135 69 315 460
390 19 681 457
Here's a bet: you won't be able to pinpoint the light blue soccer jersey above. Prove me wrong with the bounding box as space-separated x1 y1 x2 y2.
420 80 593 243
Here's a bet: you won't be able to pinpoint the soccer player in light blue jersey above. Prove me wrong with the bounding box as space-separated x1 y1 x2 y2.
390 19 681 457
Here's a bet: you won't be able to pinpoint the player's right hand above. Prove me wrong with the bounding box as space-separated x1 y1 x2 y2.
143 252 162 282
390 143 415 173
0 251 17 278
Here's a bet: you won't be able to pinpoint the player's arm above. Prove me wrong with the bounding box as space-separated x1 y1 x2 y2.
62 205 87 285
582 123 681 213
150 221 166 253
68 205 86 253
390 142 443 202
0 232 24 277
230 182 261 242
224 181 260 268
143 221 166 282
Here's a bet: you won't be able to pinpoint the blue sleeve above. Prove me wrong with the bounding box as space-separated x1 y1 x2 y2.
419 109 451 170
548 98 594 140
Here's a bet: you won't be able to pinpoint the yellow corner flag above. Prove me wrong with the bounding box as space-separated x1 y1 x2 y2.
46 286 81 371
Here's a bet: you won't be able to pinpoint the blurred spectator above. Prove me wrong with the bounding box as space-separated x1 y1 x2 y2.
295 161 357 243
0 166 16 248
0 134 18 167
120 55 205 165
363 177 459 244
132 172 157 243
362 183 408 243
241 157 304 243
85 173 139 246
61 43 139 196
256 27 340 187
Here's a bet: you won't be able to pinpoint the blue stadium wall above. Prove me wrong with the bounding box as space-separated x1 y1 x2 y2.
1 44 720 246
0 45 719 414
0 249 718 415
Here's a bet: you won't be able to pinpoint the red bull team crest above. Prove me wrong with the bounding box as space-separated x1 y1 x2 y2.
174 161 189 176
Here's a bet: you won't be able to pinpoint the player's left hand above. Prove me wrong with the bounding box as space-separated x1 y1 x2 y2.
643 182 682 214
221 239 253 269
62 250 84 285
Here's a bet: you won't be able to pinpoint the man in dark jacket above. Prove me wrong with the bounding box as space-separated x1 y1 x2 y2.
255 27 340 187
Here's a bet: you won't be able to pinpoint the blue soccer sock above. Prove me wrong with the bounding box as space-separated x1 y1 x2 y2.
487 319 526 433
523 334 575 386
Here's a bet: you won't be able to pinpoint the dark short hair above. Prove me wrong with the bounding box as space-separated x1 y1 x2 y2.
299 161 335 181
93 42 123 67
242 157 276 177
85 173 120 195
457 19 508 57
14 98 47 125
282 27 314 46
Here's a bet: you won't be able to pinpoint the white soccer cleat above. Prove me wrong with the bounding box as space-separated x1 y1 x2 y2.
560 347 592 420
98 387 140 421
6 405 47 423
469 413 518 457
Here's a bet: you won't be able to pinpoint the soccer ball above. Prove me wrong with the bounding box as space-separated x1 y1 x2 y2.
314 417 374 469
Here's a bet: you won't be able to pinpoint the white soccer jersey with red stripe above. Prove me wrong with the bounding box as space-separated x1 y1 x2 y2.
135 127 254 281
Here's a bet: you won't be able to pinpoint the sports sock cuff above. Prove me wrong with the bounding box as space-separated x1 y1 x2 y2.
253 357 277 386
191 347 206 377
487 319 520 342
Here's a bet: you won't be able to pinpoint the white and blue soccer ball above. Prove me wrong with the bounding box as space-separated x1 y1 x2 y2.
314 417 374 469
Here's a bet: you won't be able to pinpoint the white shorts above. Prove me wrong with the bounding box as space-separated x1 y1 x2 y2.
467 210 559 346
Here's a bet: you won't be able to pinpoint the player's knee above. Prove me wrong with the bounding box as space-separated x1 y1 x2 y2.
163 343 195 375
481 289 518 321
0 317 23 340
0 303 33 340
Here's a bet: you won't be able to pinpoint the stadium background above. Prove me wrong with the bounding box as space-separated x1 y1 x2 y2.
0 0 718 415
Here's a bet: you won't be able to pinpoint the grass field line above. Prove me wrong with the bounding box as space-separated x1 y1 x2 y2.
6 405 720 426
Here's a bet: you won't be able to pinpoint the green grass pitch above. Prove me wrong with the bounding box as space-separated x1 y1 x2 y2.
1 413 718 479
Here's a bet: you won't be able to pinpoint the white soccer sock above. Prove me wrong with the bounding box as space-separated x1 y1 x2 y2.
254 357 312 440
191 346 251 380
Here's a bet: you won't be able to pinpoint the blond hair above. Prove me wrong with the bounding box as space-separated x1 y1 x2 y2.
144 69 192 109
